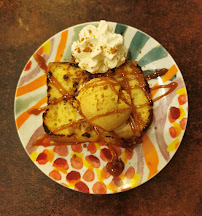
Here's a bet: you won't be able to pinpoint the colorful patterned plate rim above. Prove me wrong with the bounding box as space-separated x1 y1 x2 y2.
14 21 188 194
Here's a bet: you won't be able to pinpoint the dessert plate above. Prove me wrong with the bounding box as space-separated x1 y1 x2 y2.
14 21 188 194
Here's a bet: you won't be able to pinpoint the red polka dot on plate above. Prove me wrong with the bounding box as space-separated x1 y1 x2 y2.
112 177 123 187
108 177 123 192
168 112 175 123
53 145 68 156
36 152 48 165
112 146 122 157
92 182 107 194
71 144 82 153
178 94 187 105
75 181 89 193
100 148 112 162
49 170 61 181
125 166 135 179
101 166 111 179
85 155 100 168
82 169 95 182
170 107 180 120
87 142 97 154
66 171 81 182
169 127 176 138
70 155 83 169
53 158 69 170
180 118 187 130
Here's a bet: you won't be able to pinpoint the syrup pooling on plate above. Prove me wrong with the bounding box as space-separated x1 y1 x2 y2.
106 146 125 177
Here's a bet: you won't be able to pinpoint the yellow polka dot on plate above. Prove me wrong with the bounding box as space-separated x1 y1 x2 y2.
30 151 38 162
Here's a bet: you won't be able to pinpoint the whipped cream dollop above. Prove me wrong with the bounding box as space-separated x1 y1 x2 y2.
71 20 127 74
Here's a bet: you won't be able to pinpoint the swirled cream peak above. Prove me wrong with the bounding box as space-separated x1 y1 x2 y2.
71 20 127 74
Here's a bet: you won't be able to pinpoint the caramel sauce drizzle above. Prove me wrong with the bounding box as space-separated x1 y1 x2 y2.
28 107 48 115
116 64 148 136
116 68 137 133
49 75 68 96
145 68 168 80
136 102 149 109
130 85 146 89
151 82 178 102
107 79 130 106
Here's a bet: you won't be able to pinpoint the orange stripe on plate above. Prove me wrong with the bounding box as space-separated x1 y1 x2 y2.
16 74 46 97
142 134 159 179
16 97 47 130
151 64 178 98
54 30 68 62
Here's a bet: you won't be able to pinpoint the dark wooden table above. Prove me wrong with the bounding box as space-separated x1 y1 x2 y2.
1 0 201 215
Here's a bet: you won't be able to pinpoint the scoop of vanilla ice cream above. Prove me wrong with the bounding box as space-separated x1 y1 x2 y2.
71 20 127 74
77 78 131 131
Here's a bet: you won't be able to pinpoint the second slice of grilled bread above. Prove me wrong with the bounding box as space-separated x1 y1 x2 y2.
113 62 153 146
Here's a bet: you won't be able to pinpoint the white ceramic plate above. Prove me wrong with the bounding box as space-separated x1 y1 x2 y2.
14 21 188 194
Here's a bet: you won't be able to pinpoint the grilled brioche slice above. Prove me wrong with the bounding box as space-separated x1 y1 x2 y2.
43 62 97 142
113 62 153 145
43 61 153 148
